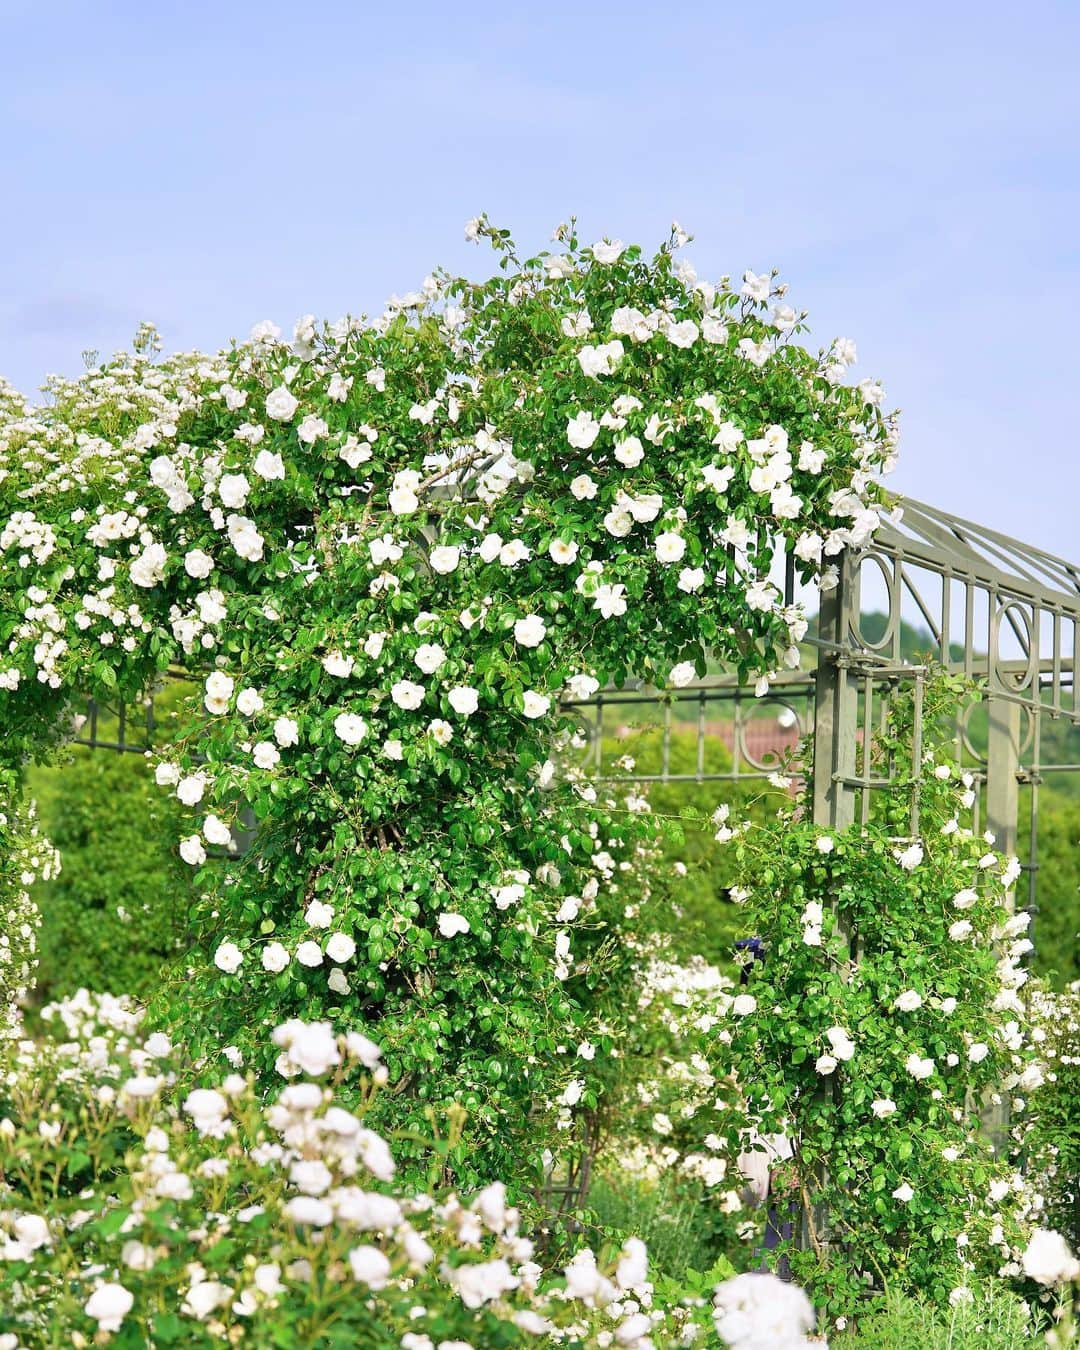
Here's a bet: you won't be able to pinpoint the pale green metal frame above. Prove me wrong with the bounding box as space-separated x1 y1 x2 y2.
567 495 1080 956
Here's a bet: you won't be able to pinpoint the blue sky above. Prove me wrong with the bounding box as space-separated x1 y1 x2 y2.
3 0 1078 557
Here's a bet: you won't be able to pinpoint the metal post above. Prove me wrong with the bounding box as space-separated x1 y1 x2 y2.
983 694 1021 1153
985 697 1021 867
812 558 858 832
801 554 861 1256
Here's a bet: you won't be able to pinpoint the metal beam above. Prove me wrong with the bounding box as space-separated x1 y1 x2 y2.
811 560 858 831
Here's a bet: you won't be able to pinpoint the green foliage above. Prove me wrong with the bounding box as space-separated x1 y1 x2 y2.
585 1170 741 1282
1026 789 1080 988
837 1281 1037 1348
29 749 193 1005
720 674 1036 1311
0 223 894 1192
596 721 788 966
1025 985 1080 1250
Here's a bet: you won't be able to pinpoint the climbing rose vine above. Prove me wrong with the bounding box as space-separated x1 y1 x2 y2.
717 678 1047 1311
0 220 896 1184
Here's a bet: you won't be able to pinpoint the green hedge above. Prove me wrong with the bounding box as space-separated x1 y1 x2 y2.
29 749 193 1004
1026 787 1080 987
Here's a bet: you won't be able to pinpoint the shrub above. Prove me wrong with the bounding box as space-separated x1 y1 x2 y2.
1025 790 1080 989
718 676 1042 1312
0 989 733 1348
835 1281 1035 1348
0 222 894 1191
1023 984 1080 1250
30 749 193 1005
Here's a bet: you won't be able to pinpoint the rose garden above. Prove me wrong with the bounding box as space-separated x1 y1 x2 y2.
0 220 1076 1347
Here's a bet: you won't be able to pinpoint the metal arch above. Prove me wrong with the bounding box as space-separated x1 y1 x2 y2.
70 668 191 755
865 498 1080 723
560 672 814 785
879 498 1080 605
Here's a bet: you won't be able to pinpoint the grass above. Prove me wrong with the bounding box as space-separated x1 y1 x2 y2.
836 1282 1038 1348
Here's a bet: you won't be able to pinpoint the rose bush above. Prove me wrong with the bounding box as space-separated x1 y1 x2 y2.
0 221 895 1187
0 989 839 1348
716 676 1048 1312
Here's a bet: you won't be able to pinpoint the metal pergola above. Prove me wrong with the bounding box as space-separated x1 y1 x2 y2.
563 495 1080 945
68 495 1080 945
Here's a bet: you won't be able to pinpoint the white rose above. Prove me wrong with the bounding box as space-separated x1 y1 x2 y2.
428 718 453 746
654 532 687 564
627 492 662 523
253 450 286 481
265 386 298 421
429 545 460 574
253 741 280 769
614 436 644 468
227 514 264 562
591 239 625 263
448 686 479 716
666 319 699 348
176 773 207 805
274 716 299 747
180 835 207 866
322 651 354 677
334 713 368 745
305 901 334 929
388 486 419 515
1022 1229 1080 1286
130 542 167 588
214 942 243 973
905 1053 935 1080
236 686 264 716
262 943 290 973
391 680 424 710
414 643 446 674
202 814 233 847
297 414 329 444
522 690 551 719
184 549 214 579
84 1283 134 1334
567 411 600 449
326 933 356 963
514 615 546 648
218 473 250 509
349 1245 392 1288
